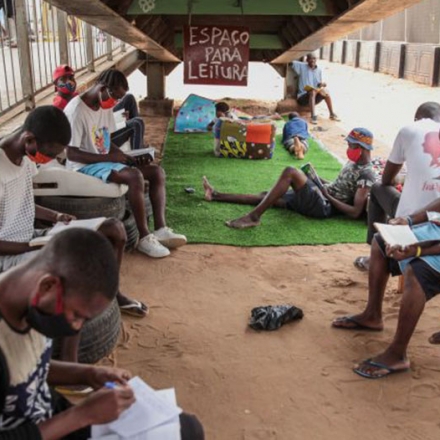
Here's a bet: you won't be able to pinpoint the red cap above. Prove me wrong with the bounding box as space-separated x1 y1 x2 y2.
53 65 75 82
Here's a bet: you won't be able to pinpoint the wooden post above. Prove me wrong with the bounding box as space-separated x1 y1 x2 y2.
355 41 361 68
57 9 69 65
374 42 381 72
107 34 113 61
431 47 440 87
398 44 406 79
342 40 347 64
15 0 34 111
85 23 95 72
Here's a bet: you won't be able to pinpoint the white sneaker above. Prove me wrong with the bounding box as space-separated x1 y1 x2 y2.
137 234 170 258
153 227 187 249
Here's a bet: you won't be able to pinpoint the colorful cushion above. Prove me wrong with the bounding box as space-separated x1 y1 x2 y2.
218 120 276 159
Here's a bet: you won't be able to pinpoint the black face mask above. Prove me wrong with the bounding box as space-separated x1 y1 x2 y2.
26 287 79 338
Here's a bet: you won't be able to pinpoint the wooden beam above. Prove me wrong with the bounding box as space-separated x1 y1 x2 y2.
271 0 425 64
45 0 180 62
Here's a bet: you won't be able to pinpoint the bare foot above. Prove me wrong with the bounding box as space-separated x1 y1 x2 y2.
293 137 305 160
203 176 216 201
225 214 261 229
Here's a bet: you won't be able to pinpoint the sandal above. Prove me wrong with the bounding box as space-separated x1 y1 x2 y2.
353 256 370 272
119 299 149 318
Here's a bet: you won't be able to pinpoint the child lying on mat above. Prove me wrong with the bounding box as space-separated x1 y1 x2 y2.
282 112 311 160
203 127 377 228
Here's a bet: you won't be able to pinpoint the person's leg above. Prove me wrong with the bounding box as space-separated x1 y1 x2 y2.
323 94 337 118
126 117 145 150
355 183 401 271
98 217 148 315
203 176 274 206
114 93 139 119
333 237 390 330
180 413 205 440
367 183 401 244
225 167 308 228
308 90 317 121
108 168 150 238
111 125 135 148
353 264 425 377
135 164 166 231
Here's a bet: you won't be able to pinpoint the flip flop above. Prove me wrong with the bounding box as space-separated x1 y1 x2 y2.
120 299 149 318
332 316 383 331
353 358 410 379
353 256 370 272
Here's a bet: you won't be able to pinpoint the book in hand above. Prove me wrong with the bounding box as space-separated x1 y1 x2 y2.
126 147 155 165
30 217 107 247
374 222 440 248
300 162 324 190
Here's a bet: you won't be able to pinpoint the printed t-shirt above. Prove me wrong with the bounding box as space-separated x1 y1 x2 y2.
0 315 53 431
0 149 37 243
64 96 116 171
325 161 376 204
388 118 440 217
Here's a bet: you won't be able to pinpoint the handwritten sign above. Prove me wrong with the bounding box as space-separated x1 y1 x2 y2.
184 25 250 86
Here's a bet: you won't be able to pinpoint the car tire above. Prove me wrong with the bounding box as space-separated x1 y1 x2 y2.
35 195 126 220
52 299 121 364
122 209 139 251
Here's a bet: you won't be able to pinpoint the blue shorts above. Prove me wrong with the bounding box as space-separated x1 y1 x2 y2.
78 162 127 182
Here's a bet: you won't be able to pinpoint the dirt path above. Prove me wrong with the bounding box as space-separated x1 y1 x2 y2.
115 64 440 439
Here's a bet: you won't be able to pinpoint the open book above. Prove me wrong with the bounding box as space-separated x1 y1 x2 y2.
374 222 440 248
30 217 107 247
126 147 155 163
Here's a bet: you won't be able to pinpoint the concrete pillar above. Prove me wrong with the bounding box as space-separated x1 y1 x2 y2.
147 63 166 99
284 64 298 99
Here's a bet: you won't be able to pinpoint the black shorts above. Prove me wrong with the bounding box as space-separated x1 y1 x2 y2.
375 233 440 301
282 179 332 218
297 92 325 107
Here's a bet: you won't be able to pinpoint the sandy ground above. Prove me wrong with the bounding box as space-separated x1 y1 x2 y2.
116 63 440 439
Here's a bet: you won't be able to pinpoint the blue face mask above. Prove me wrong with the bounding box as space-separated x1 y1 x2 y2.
57 81 76 95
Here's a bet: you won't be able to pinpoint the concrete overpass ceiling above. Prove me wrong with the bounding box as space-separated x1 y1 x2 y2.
47 0 426 64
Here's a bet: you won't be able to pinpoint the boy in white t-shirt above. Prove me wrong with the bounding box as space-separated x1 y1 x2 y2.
354 102 440 271
65 69 187 259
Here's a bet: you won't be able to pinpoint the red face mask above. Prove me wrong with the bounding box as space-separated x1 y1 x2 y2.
27 151 54 164
346 147 362 163
99 90 118 110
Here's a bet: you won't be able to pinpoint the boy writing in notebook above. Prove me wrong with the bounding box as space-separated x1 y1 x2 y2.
0 228 204 439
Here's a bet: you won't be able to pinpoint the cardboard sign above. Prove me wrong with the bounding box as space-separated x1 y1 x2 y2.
184 25 250 86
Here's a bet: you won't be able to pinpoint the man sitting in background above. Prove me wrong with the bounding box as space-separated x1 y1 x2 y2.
292 53 339 125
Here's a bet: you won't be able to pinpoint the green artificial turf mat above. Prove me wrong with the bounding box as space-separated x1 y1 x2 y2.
161 122 367 246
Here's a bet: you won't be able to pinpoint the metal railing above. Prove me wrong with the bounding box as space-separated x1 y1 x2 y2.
0 0 126 116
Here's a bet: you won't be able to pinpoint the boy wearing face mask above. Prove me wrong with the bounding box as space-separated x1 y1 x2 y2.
0 229 205 440
52 65 78 111
202 127 376 228
64 68 187 260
